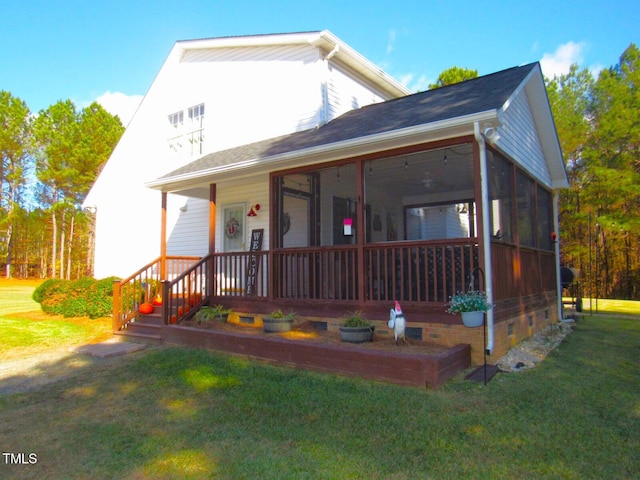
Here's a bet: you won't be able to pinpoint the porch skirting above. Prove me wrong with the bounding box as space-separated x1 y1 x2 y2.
162 325 470 388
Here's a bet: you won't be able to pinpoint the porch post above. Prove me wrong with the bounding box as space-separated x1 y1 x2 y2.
209 183 217 254
553 190 563 321
160 191 167 280
355 159 366 306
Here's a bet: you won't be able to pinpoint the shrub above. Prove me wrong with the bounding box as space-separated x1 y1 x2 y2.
32 277 119 319
32 278 64 304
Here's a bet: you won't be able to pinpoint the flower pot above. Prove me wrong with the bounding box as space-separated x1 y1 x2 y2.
461 311 484 328
339 326 375 343
263 317 293 333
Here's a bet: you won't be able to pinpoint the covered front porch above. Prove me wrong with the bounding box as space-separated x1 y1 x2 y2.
114 137 559 367
110 62 566 387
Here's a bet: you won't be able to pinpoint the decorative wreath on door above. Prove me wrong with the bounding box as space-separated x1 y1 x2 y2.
225 217 240 238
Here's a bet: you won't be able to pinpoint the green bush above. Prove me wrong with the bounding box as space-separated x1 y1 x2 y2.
32 278 64 304
32 277 119 318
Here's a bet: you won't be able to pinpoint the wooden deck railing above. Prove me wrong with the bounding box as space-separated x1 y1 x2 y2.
112 255 200 331
269 240 479 304
213 251 269 298
364 240 479 304
272 246 357 301
115 241 555 330
162 255 213 325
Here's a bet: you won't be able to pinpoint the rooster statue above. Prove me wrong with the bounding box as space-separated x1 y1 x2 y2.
388 300 406 345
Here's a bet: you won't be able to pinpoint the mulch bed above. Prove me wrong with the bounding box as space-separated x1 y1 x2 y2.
178 318 448 356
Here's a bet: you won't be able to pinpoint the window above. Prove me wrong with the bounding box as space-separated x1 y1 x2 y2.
516 170 535 247
167 103 205 156
488 151 513 243
168 110 184 129
365 145 475 243
188 104 204 127
273 166 354 248
536 186 554 251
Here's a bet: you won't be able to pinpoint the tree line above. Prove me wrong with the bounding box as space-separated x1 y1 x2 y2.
0 94 124 279
1 44 638 299
547 44 640 300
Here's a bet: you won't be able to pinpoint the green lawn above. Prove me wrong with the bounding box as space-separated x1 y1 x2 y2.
1 282 638 479
0 279 111 359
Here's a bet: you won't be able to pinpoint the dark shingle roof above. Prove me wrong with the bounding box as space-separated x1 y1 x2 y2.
161 62 537 179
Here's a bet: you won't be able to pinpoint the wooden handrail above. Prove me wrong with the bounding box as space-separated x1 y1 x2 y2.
161 255 213 326
113 255 202 332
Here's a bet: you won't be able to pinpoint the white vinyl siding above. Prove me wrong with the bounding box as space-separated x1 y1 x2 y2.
166 197 210 256
326 63 386 121
499 92 551 187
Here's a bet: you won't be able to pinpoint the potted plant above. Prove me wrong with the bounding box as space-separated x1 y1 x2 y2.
263 309 297 333
339 311 375 343
195 304 233 324
446 290 492 327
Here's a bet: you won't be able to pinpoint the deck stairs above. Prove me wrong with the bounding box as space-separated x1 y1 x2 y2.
114 304 168 345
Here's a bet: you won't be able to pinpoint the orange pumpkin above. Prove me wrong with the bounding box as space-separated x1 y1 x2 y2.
139 303 154 314
152 293 163 306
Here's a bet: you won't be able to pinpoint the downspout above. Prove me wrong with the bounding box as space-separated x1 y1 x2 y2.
319 45 339 126
553 191 563 321
474 122 495 354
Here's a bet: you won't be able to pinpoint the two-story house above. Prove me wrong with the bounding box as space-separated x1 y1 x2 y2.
86 31 568 386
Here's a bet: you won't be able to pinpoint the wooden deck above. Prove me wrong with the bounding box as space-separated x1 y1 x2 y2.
124 317 471 388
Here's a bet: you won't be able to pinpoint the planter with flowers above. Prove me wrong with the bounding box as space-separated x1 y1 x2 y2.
263 309 298 333
446 290 492 328
339 311 375 343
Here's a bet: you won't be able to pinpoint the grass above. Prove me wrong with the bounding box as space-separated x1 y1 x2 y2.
0 281 639 479
0 279 112 360
577 298 640 315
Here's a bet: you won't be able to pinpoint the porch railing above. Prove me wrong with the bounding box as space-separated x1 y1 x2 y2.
112 255 200 331
364 240 479 303
213 251 269 298
269 240 479 304
162 255 213 325
273 246 357 301
115 240 554 329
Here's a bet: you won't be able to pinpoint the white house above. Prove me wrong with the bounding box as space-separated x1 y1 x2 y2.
90 30 568 365
84 31 411 279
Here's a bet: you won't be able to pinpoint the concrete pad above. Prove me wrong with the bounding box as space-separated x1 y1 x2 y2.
71 338 147 358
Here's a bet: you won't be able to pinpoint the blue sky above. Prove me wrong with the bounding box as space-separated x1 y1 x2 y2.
1 0 637 125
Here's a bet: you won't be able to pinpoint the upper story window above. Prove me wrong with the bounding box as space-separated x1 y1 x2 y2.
167 103 205 156
168 110 184 129
188 104 204 128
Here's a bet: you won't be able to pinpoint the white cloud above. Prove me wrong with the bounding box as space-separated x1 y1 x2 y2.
397 72 432 93
95 91 143 127
540 41 586 78
387 30 396 54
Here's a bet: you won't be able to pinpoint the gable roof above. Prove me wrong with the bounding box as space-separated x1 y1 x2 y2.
167 30 411 99
149 62 567 191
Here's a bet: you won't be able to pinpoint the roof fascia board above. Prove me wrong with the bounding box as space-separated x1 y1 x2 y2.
174 31 323 50
522 68 569 189
146 110 498 191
